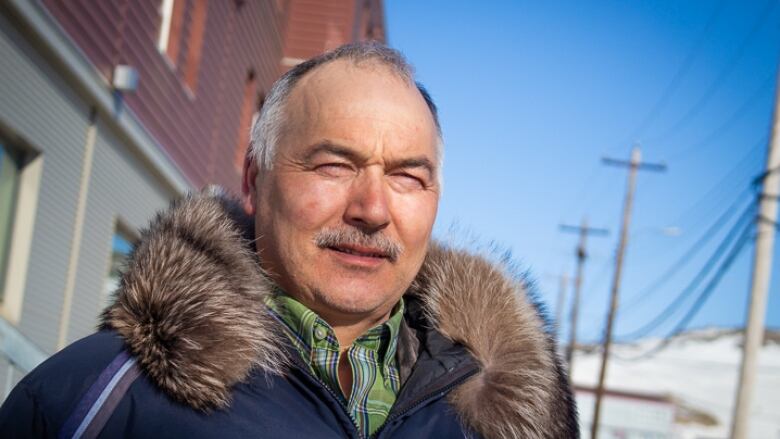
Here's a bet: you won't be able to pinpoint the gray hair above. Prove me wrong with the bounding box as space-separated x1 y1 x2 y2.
249 42 443 178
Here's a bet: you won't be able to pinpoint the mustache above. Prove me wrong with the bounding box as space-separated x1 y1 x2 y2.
313 227 403 262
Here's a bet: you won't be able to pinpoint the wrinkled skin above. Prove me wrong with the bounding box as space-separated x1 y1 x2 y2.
243 60 440 340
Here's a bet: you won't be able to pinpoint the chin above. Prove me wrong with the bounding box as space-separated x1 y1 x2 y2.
313 284 397 316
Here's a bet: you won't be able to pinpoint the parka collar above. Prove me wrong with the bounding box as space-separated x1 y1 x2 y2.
101 191 577 438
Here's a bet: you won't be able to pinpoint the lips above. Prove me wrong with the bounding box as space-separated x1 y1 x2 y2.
327 244 389 259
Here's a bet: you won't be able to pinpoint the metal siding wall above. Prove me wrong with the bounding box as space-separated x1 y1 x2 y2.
0 12 175 353
0 14 89 353
66 119 171 344
0 357 10 398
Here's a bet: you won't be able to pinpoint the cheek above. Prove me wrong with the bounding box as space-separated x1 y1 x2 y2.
272 175 348 232
392 193 438 251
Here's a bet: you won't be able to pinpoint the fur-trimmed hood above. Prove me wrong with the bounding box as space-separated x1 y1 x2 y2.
101 192 577 438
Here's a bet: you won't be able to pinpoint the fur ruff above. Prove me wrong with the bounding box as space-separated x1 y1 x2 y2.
101 192 576 438
410 245 577 438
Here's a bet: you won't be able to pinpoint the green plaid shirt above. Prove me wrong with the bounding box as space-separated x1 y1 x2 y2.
266 293 403 437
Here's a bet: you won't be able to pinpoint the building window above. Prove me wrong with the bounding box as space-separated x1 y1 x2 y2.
183 0 208 91
0 143 23 299
157 0 184 63
0 136 41 324
103 228 135 301
157 0 208 91
234 70 264 171
157 0 174 53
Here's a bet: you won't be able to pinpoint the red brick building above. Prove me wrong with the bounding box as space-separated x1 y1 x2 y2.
42 0 386 192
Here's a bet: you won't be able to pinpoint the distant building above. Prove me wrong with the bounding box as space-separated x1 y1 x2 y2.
0 0 384 398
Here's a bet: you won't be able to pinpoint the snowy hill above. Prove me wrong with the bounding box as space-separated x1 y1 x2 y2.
571 328 780 439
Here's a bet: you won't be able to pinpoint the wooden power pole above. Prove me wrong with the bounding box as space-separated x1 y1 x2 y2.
730 66 780 439
560 218 608 375
591 147 666 439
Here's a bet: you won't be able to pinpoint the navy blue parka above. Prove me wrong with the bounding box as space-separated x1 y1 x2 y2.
0 194 578 438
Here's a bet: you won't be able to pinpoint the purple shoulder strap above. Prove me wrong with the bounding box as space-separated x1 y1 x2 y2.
58 350 142 439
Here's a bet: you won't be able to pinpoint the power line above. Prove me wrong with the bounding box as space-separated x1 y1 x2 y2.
619 140 762 298
580 139 762 348
617 201 755 341
615 213 754 361
647 0 778 143
619 190 753 316
627 0 727 141
750 149 780 187
617 203 754 340
670 137 764 230
666 72 776 161
669 219 752 334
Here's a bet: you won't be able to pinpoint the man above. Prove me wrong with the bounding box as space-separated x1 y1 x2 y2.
0 43 578 438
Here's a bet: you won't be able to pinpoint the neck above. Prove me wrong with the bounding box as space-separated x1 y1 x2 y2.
318 308 394 352
271 284 402 352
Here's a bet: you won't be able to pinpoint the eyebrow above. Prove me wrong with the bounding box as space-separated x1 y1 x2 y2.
304 140 436 179
303 141 364 163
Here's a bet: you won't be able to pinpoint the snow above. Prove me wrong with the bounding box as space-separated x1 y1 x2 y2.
571 329 780 439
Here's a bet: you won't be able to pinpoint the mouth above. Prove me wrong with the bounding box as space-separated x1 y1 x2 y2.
327 244 390 260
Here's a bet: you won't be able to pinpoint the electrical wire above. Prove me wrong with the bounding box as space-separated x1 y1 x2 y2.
577 140 762 353
620 144 764 315
669 137 764 230
579 141 760 344
615 141 762 305
655 218 753 336
617 201 755 341
626 0 727 142
647 0 778 143
618 189 753 316
666 72 776 162
614 218 754 361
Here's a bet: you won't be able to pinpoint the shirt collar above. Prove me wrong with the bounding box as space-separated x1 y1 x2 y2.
265 292 405 363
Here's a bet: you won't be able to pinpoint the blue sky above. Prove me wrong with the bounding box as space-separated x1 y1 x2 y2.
386 0 780 343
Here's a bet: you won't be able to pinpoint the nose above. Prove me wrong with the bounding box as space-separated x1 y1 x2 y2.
344 168 390 233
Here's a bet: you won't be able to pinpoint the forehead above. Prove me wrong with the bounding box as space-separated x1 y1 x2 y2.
280 60 439 160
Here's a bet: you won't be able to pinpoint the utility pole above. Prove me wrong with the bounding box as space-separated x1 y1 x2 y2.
730 67 780 439
591 147 666 439
555 271 569 340
559 218 608 375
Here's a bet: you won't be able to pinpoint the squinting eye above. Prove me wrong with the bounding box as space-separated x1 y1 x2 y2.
390 173 426 190
315 163 354 177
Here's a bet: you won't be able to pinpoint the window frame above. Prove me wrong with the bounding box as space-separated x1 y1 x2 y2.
101 218 138 310
0 131 43 325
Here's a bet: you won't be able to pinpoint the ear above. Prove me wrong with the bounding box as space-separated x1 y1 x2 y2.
241 151 259 215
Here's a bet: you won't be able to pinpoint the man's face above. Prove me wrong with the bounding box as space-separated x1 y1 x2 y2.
243 60 440 323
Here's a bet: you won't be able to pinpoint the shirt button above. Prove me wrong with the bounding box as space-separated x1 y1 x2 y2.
314 326 327 341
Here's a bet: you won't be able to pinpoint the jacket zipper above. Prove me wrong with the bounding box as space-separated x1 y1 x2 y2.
369 366 479 439
292 361 366 439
